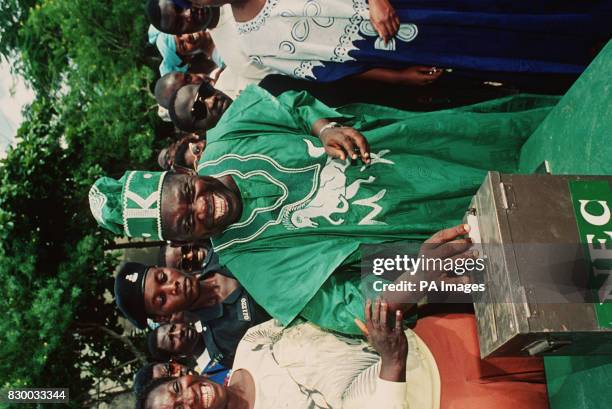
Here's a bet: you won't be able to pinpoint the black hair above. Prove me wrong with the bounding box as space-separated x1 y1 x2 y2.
147 0 163 31
135 375 173 409
168 89 197 132
147 328 173 362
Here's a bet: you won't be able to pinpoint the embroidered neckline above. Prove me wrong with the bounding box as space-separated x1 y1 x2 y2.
237 0 281 35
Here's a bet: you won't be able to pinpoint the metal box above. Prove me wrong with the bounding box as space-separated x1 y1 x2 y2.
468 172 612 358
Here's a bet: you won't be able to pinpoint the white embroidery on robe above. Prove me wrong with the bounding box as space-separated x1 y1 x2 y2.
285 139 393 228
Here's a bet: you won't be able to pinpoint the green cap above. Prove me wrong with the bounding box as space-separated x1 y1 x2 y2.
89 171 168 240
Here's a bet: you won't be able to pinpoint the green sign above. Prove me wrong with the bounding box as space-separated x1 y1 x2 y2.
569 180 612 328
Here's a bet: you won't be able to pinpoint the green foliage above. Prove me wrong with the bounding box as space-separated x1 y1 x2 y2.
0 0 163 406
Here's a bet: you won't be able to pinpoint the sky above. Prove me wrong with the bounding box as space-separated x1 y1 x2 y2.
0 57 35 157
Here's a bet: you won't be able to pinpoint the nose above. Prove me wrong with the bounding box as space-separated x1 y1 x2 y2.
162 278 181 296
195 194 207 222
182 385 197 407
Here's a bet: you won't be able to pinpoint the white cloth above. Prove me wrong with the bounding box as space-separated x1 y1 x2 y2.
209 5 275 99
230 320 440 409
235 0 418 79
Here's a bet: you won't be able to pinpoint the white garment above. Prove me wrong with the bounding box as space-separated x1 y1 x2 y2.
235 0 418 79
230 320 440 409
209 5 275 99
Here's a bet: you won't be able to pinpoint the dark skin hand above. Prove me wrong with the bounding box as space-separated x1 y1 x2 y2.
355 298 407 382
312 119 371 163
383 224 476 311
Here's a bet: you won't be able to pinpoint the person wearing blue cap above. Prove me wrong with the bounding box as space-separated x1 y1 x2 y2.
148 25 219 76
114 249 270 366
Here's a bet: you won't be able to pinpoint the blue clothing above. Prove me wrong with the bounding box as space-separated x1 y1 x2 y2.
238 0 611 82
148 25 188 76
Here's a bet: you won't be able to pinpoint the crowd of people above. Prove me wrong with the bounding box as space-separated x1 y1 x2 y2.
86 1 610 408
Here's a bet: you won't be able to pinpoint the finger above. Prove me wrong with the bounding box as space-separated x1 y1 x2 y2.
337 133 358 160
354 318 370 337
415 66 436 74
372 298 381 329
444 274 471 285
380 300 388 329
364 299 372 323
384 22 396 39
433 238 472 259
430 69 444 80
425 224 470 245
393 16 400 32
346 129 370 163
394 309 403 332
325 145 347 161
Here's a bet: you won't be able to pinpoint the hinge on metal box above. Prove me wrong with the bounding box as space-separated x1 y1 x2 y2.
522 339 572 356
499 182 517 210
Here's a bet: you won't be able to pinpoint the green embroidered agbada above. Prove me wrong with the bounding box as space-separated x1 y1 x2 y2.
198 85 558 334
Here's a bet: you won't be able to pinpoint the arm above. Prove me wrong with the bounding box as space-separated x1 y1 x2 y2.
343 299 409 409
355 66 443 86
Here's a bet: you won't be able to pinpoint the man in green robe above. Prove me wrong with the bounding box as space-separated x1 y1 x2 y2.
90 86 558 334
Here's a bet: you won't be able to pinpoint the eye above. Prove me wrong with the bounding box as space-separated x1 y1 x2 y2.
157 293 166 306
158 271 168 284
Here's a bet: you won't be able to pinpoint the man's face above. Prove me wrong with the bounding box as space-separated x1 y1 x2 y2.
175 31 212 56
159 0 211 34
181 140 206 170
146 375 227 409
155 322 201 356
173 83 232 132
157 73 204 109
143 267 201 318
152 362 197 379
165 244 209 271
161 173 241 242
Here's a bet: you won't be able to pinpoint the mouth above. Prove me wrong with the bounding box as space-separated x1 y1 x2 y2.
200 383 214 408
212 192 228 223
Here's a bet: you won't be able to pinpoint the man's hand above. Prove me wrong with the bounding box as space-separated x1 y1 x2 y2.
369 0 400 43
319 125 371 163
419 223 475 284
355 298 407 382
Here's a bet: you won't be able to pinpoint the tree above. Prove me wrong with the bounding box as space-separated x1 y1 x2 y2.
0 1 168 406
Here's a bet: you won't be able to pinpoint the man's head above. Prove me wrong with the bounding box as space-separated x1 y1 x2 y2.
148 322 204 360
134 362 197 396
168 82 232 132
159 243 210 271
160 172 242 242
138 375 227 409
174 137 206 170
147 0 213 35
157 134 205 171
90 170 241 242
176 31 213 57
155 72 205 109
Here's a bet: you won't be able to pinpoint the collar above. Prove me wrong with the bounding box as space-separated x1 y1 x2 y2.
192 287 243 321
